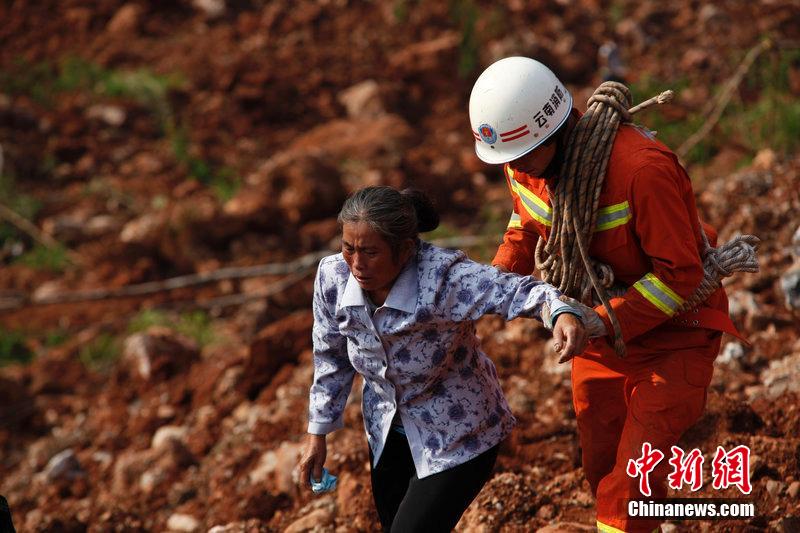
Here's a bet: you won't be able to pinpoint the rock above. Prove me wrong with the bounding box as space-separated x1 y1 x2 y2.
122 327 200 382
152 425 189 449
113 439 195 495
727 290 758 324
781 265 800 310
120 212 167 248
718 342 746 365
338 80 384 119
792 225 800 258
761 353 800 398
85 214 123 236
283 114 414 175
192 0 225 18
766 479 784 500
107 3 142 34
28 280 66 304
787 481 800 499
166 513 200 532
41 212 94 243
388 32 460 71
238 311 313 398
753 148 778 171
283 507 335 533
44 449 84 482
681 48 710 72
86 104 126 127
248 440 302 494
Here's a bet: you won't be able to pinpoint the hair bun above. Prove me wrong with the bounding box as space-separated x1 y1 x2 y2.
401 188 440 233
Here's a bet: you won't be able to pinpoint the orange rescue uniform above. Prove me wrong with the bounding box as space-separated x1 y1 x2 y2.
493 120 733 533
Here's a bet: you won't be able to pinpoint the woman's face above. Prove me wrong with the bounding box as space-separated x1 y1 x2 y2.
508 141 557 176
342 221 413 301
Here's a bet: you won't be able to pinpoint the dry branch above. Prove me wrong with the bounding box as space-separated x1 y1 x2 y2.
0 234 497 310
677 39 771 159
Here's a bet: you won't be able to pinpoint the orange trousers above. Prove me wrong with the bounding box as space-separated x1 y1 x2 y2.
572 332 720 533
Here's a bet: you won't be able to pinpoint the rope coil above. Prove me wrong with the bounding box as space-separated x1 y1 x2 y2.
534 82 759 358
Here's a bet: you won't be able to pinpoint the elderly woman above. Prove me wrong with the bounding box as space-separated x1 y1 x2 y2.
299 186 589 532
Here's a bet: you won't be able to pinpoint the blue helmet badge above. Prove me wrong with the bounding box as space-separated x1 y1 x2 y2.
478 123 497 145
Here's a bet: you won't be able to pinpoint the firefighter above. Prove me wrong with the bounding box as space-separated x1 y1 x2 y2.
468 57 735 532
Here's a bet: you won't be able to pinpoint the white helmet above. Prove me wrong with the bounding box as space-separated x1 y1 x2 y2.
469 57 573 165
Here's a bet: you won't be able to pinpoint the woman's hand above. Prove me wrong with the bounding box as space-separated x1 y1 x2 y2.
298 433 327 489
557 295 608 339
552 313 588 364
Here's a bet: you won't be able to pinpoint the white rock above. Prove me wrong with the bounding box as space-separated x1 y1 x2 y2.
338 80 383 119
119 213 165 247
249 440 302 494
166 513 200 532
760 353 800 398
718 342 745 364
152 425 189 449
192 0 225 18
86 104 126 126
44 449 83 481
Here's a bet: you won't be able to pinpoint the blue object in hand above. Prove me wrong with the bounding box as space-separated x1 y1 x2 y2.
310 468 338 493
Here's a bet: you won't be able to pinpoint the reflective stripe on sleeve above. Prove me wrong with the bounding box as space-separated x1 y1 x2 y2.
507 211 522 229
633 272 685 316
595 201 632 231
596 521 626 533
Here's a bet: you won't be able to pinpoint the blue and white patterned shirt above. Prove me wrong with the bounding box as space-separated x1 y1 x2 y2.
308 241 571 478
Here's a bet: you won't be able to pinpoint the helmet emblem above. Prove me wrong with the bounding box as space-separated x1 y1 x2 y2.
478 124 497 145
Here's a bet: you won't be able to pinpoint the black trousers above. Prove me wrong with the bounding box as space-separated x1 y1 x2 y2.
370 430 498 532
0 496 15 533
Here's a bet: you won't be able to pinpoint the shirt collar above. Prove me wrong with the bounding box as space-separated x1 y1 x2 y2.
338 255 418 314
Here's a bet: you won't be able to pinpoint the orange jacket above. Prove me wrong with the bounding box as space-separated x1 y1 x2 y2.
492 121 733 354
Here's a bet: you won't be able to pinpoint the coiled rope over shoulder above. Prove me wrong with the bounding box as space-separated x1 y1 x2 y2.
534 82 759 358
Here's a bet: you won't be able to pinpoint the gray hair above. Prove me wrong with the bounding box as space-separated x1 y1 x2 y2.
338 186 439 258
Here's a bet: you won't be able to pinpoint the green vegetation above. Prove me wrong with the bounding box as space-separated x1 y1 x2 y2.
0 328 33 366
129 308 216 347
628 46 800 165
0 55 236 201
449 0 480 77
14 243 70 272
169 125 240 199
78 332 121 371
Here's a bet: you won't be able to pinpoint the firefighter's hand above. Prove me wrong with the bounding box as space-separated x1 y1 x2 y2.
299 433 327 489
553 313 588 364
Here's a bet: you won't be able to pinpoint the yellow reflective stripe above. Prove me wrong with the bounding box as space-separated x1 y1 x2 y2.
597 520 627 533
633 272 685 316
595 201 632 231
507 212 522 229
505 167 632 233
505 166 552 226
509 179 552 226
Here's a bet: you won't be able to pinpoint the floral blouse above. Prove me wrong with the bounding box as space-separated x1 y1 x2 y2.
308 241 570 478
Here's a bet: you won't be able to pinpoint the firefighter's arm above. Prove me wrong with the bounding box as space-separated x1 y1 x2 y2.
594 161 704 342
492 166 539 275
